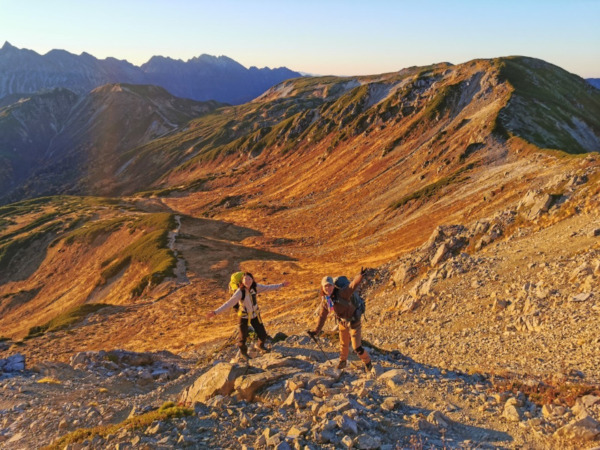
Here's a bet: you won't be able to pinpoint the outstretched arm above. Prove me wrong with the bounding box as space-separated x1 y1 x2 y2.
206 289 242 319
256 281 289 294
348 267 367 292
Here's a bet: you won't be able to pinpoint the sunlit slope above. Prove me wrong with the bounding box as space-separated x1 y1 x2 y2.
120 57 600 261
1 56 599 352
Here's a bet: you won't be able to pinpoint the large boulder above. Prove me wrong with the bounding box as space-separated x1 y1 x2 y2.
392 263 418 287
521 191 555 220
0 354 25 373
423 225 467 253
234 367 298 401
378 369 407 390
554 416 600 441
253 354 313 372
431 243 449 267
179 363 247 404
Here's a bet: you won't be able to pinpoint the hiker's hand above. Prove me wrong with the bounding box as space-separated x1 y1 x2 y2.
281 281 290 287
307 330 317 338
206 311 216 320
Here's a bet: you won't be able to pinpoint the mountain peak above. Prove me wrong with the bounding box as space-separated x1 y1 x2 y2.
191 54 244 68
1 41 17 52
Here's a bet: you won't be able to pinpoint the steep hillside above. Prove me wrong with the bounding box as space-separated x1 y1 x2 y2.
0 42 302 104
110 57 599 260
498 57 600 153
0 196 178 337
2 56 599 340
0 85 223 203
0 88 79 194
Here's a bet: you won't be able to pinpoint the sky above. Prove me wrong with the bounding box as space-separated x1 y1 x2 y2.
1 0 599 78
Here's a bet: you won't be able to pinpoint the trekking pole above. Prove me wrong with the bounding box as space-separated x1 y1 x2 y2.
306 331 327 362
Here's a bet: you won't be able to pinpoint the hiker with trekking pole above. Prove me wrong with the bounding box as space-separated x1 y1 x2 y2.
308 268 372 373
206 272 289 362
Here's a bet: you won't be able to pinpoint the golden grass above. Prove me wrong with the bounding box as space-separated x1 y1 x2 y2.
26 304 110 338
36 377 62 385
43 402 194 450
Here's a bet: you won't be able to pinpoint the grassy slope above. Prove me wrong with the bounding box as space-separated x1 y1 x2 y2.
497 56 600 153
0 197 177 337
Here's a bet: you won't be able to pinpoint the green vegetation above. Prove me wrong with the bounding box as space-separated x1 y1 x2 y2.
44 402 194 450
63 217 127 245
0 217 13 231
79 197 121 207
100 256 132 281
0 212 61 243
0 222 62 273
459 142 485 162
390 164 475 210
0 196 75 218
96 213 177 296
497 57 600 153
130 212 176 232
423 82 462 120
0 205 18 218
26 303 110 338
327 84 369 119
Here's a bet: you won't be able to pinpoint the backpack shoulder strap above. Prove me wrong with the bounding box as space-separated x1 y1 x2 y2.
238 289 258 310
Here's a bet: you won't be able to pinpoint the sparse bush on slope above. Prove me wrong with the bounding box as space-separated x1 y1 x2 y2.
26 303 110 338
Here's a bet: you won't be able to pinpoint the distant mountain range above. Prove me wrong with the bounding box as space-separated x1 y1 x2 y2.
0 42 302 104
588 78 600 89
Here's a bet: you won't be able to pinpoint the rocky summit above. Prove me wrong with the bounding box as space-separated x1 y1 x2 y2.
0 54 599 449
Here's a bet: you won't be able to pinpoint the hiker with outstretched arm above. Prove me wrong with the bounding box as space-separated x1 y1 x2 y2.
308 268 372 372
206 272 288 361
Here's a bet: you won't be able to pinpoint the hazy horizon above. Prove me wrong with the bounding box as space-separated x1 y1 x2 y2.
1 1 599 78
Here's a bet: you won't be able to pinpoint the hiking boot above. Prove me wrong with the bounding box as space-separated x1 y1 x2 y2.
256 343 271 354
337 360 347 370
364 361 373 373
237 348 251 362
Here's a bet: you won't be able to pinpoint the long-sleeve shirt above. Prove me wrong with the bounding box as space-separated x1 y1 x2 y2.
314 273 363 334
214 283 285 318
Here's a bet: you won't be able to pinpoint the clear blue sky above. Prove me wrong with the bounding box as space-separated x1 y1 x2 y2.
1 0 599 77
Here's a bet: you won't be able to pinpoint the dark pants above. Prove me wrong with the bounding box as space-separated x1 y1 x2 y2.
238 317 268 354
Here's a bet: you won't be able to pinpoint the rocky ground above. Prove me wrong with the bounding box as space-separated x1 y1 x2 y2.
364 209 600 385
1 330 599 449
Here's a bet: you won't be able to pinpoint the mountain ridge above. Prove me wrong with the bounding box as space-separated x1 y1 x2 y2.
0 42 302 104
587 78 600 89
2 56 599 206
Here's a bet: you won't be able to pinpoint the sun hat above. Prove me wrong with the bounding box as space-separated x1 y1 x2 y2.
321 276 334 288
